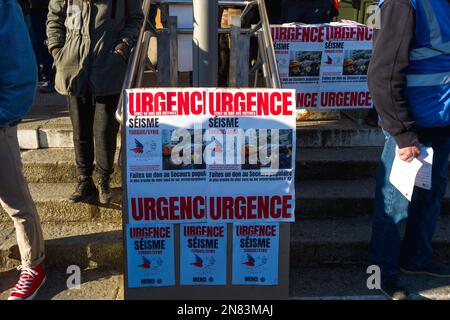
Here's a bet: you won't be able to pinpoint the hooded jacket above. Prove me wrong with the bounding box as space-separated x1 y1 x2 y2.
46 0 144 97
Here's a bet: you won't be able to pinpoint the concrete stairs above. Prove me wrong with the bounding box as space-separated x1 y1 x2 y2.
2 92 450 299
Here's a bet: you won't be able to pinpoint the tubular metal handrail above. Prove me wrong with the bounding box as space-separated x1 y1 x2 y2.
115 0 281 123
115 0 152 123
256 0 280 88
153 0 257 6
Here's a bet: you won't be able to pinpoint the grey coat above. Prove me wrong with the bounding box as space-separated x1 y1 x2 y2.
46 0 144 97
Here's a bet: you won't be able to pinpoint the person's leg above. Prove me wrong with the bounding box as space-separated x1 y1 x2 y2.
369 131 410 299
0 126 45 268
298 0 332 24
30 7 55 92
400 137 450 273
93 94 120 204
369 132 409 274
0 126 47 300
67 94 98 202
280 0 306 23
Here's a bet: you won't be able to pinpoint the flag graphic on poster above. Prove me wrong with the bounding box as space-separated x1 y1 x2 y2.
180 223 227 285
232 223 279 285
126 224 175 287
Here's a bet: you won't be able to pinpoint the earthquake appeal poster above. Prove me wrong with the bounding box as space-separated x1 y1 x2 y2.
126 224 175 288
232 223 280 286
179 223 227 285
125 88 297 224
271 22 373 109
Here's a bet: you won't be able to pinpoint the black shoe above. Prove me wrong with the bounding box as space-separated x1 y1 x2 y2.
400 261 450 278
69 176 98 203
380 275 409 300
98 175 113 205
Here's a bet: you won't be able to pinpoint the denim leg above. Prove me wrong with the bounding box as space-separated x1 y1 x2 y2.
369 132 410 276
401 137 450 269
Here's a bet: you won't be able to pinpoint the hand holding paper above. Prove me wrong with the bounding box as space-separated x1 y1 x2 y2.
389 146 433 201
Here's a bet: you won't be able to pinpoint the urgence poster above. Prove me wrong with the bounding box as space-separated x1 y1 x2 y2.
126 224 175 287
271 22 373 109
232 223 279 286
125 88 297 224
180 223 227 285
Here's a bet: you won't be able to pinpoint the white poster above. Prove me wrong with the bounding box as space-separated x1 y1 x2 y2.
232 223 279 286
180 223 227 285
125 88 297 224
272 22 374 109
126 224 175 287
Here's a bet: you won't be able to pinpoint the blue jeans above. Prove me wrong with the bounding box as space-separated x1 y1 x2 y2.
369 131 450 276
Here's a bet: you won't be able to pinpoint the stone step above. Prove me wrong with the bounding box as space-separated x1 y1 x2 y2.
0 183 123 224
2 180 450 224
290 216 450 266
2 216 450 281
24 146 387 183
0 222 122 271
19 99 384 150
297 147 381 180
0 267 124 300
21 148 122 185
2 264 450 300
296 118 384 148
298 147 450 180
298 179 450 218
289 264 450 300
21 146 450 184
1 263 448 300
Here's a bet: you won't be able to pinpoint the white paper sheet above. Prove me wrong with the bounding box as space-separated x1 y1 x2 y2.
389 147 423 201
389 146 434 201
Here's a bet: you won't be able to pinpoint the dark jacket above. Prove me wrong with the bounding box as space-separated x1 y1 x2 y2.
46 0 144 97
367 0 419 148
367 0 450 148
0 0 37 126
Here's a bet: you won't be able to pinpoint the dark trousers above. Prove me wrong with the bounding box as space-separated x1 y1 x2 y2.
30 7 55 82
68 93 120 177
280 0 332 24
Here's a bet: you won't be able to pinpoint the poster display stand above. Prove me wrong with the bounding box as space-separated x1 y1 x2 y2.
121 88 296 299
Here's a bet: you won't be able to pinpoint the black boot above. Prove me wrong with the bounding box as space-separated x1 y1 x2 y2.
69 175 98 203
98 175 113 205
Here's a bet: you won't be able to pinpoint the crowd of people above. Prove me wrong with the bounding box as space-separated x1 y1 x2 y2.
0 0 449 301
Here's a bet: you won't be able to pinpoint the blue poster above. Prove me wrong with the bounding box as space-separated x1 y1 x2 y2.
126 224 175 287
232 222 279 285
180 223 227 285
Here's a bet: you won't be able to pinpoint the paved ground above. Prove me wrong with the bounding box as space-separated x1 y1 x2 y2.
1 265 450 300
0 268 123 300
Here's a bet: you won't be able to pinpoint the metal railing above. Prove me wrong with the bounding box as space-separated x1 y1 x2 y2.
115 0 281 123
115 0 152 123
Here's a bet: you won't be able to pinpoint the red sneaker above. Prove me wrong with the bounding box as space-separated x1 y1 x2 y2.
8 264 46 300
